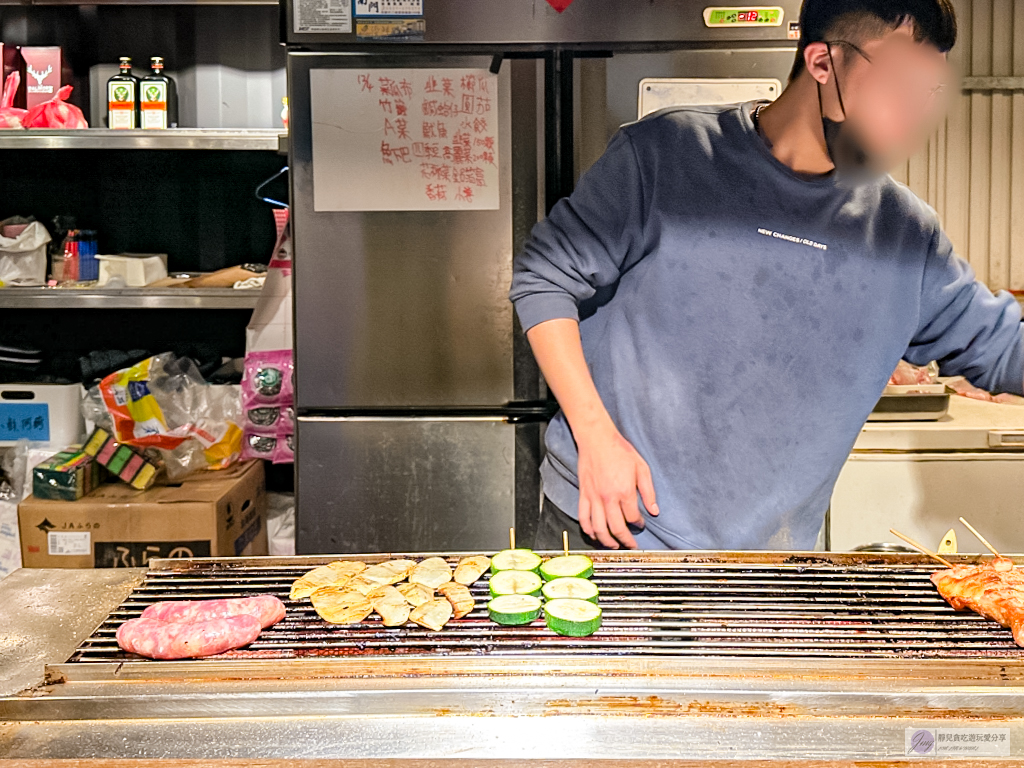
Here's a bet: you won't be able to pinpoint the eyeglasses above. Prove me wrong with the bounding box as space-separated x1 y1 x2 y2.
824 40 947 113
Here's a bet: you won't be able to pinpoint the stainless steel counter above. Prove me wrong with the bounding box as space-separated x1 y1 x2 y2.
0 567 143 698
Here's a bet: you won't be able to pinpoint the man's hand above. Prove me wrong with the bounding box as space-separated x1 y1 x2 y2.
576 422 659 549
525 318 659 549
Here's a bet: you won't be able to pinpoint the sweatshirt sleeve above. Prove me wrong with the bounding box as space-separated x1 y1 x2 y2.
509 128 647 331
904 226 1024 395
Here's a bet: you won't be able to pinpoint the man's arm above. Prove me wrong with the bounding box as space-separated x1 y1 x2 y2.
509 128 658 549
527 319 659 549
905 226 1024 394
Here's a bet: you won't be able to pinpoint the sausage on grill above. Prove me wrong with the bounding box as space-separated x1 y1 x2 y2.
141 595 286 628
116 615 262 659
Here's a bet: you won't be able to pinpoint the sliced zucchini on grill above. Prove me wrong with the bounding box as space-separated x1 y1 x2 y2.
541 576 599 604
488 569 543 598
488 594 542 626
544 598 602 637
539 554 594 581
490 549 542 574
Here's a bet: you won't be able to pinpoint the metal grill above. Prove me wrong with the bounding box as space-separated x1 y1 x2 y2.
68 554 1024 662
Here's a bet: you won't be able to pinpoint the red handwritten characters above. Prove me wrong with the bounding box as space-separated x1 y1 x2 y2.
368 70 494 204
381 141 411 164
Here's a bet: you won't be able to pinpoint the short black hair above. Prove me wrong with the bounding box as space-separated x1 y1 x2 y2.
789 0 958 81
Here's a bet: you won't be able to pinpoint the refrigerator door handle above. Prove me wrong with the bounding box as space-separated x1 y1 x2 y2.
987 430 1024 448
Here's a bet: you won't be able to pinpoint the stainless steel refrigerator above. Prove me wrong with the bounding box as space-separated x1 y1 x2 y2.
284 0 802 553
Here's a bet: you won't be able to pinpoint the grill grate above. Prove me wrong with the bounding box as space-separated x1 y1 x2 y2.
68 556 1024 662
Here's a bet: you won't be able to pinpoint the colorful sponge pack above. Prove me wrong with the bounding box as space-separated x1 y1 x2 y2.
84 427 160 490
32 445 103 501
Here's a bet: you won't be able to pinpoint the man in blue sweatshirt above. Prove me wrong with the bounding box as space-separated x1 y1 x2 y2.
510 0 1024 551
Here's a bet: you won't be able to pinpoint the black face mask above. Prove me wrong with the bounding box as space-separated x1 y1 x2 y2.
818 45 878 182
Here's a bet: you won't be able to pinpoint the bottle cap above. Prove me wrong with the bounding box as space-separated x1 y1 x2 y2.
119 57 132 66
151 56 164 68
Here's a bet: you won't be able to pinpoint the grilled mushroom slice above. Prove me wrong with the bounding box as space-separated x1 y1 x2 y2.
310 586 373 625
397 582 434 607
453 555 491 586
378 559 418 579
290 561 367 600
409 598 453 631
437 582 475 619
408 557 453 589
367 585 413 627
348 559 419 593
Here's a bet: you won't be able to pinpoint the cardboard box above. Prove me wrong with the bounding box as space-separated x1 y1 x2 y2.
18 460 267 569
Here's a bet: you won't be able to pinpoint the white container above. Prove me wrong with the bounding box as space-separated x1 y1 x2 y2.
96 254 168 287
0 384 85 447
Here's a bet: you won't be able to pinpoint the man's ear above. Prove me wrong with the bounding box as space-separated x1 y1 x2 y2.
803 42 832 85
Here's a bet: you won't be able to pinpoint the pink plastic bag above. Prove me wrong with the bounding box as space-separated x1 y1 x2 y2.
22 85 88 129
0 72 26 129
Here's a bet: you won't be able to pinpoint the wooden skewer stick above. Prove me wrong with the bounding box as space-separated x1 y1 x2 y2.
563 530 569 557
889 528 955 569
509 527 515 550
958 516 1002 557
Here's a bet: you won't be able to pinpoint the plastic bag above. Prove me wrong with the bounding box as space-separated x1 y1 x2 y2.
22 85 88 130
84 353 243 480
0 220 51 287
0 72 26 129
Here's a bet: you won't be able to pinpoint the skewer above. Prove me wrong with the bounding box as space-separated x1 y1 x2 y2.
889 528 955 569
509 527 515 550
958 516 1002 557
563 530 569 557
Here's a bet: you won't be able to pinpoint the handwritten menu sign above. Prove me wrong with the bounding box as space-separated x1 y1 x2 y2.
310 67 500 211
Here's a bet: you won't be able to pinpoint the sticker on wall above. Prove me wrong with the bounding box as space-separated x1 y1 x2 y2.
354 0 423 16
702 7 784 27
293 0 352 33
546 0 575 11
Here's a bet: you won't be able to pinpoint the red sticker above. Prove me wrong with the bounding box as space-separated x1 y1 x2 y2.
546 0 574 12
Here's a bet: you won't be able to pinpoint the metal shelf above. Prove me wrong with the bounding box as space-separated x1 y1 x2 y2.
0 287 262 310
0 129 286 151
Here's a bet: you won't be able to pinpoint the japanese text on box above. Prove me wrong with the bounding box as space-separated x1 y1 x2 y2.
310 67 500 211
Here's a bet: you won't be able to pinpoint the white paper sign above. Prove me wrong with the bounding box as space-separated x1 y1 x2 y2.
48 531 91 556
311 68 500 211
294 0 352 33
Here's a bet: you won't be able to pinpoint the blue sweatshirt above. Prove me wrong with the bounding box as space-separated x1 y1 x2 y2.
509 102 1024 551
